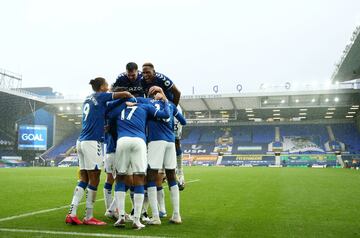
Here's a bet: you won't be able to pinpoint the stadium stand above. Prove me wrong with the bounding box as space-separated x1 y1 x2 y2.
331 123 360 153
182 122 360 166
41 132 79 164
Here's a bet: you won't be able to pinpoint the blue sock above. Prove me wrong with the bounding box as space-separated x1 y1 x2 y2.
78 181 88 189
115 182 126 192
147 181 156 188
168 180 177 189
134 185 144 194
87 184 97 191
104 182 112 190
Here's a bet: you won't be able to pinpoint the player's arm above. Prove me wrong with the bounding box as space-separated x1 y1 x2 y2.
171 84 181 106
112 91 134 100
159 74 181 106
107 97 137 112
174 107 187 125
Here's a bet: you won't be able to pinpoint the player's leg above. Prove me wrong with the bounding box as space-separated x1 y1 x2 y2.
114 138 131 227
174 107 185 190
146 141 166 225
125 166 134 222
113 174 127 227
147 168 160 224
175 138 185 191
156 170 167 218
165 142 181 224
130 138 148 230
82 141 106 225
103 153 115 215
66 140 88 225
141 185 150 223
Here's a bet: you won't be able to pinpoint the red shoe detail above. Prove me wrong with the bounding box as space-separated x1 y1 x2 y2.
83 217 107 225
65 214 83 225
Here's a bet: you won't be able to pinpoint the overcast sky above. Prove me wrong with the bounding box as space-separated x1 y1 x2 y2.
0 0 359 97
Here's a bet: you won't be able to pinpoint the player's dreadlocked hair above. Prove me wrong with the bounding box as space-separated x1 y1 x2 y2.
89 77 105 91
126 62 138 71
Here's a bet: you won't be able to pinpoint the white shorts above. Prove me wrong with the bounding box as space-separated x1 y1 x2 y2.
77 140 104 170
115 137 147 175
104 153 115 174
148 140 176 170
174 105 183 139
106 153 133 175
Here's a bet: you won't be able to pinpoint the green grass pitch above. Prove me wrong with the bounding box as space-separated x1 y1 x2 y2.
1 166 360 237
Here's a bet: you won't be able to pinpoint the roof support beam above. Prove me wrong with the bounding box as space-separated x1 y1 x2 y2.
201 98 211 111
230 97 237 110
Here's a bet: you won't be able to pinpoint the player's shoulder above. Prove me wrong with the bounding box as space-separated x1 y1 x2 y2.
85 93 95 100
116 73 128 81
136 97 151 104
155 72 168 80
155 72 172 87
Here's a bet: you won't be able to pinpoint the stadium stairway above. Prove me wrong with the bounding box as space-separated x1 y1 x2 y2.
41 132 79 163
216 155 223 165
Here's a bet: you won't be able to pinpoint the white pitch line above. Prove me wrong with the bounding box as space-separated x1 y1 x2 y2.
0 179 200 223
0 199 104 223
0 228 168 238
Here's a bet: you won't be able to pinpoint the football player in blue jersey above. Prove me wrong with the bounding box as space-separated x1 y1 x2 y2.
107 89 170 230
103 87 138 221
103 112 119 220
112 62 145 97
145 98 187 225
142 63 186 191
65 77 133 226
141 62 180 105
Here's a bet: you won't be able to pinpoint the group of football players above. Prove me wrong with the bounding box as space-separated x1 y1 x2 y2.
65 62 186 230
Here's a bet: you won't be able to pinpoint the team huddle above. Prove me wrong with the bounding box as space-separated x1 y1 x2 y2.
65 62 186 230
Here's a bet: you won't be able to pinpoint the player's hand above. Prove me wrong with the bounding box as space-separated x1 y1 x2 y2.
149 86 164 95
154 92 168 102
124 91 134 98
126 101 137 106
104 125 110 133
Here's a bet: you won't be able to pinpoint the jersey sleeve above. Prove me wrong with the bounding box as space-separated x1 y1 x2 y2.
112 74 125 88
98 92 114 104
106 102 127 120
145 102 170 119
157 73 174 91
173 106 187 125
106 99 123 112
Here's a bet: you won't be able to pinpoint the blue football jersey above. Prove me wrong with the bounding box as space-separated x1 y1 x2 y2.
104 118 117 154
141 72 175 102
112 72 145 97
104 98 137 153
147 101 186 142
107 101 170 142
78 92 113 141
